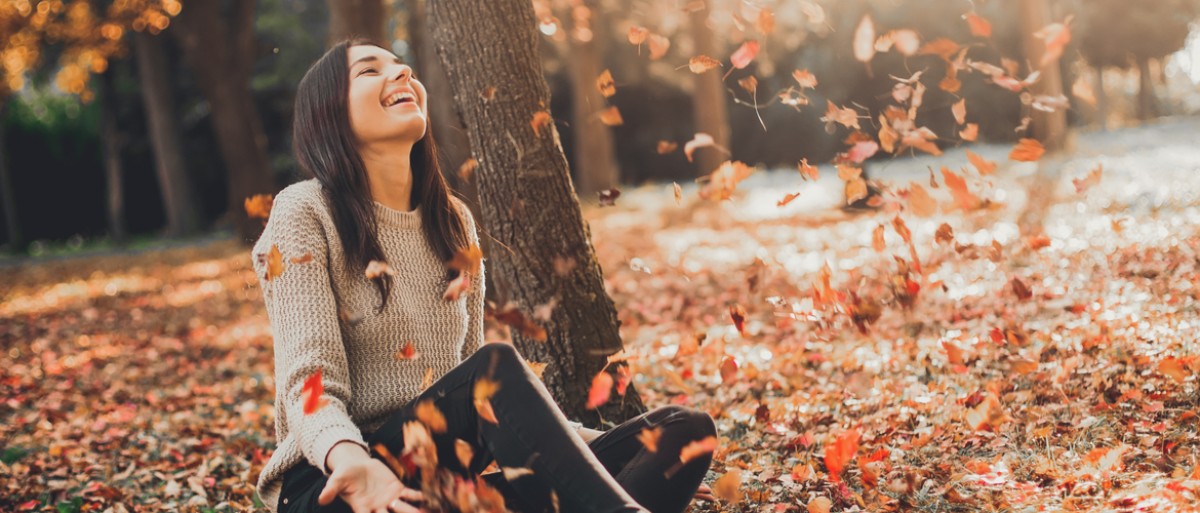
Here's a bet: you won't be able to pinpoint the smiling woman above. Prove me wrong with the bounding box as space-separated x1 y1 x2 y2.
251 39 715 513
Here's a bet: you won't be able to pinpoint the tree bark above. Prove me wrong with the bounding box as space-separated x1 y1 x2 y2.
0 98 21 251
326 0 386 46
563 0 619 195
1018 0 1067 152
133 31 201 237
1136 57 1157 120
427 0 646 426
407 0 473 192
98 68 127 244
688 3 730 176
170 0 275 240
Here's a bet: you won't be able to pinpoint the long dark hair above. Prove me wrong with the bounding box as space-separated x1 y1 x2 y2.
292 38 470 312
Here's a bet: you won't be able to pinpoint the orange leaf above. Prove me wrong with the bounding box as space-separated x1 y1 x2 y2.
959 123 979 142
807 496 833 513
415 400 447 433
777 192 801 207
951 98 967 125
448 245 483 276
907 183 937 217
599 106 624 126
798 159 820 180
792 69 818 89
637 426 662 453
688 55 722 74
824 428 860 483
892 215 912 244
648 34 671 60
712 469 743 504
596 69 616 97
1073 164 1102 194
872 224 886 252
614 364 632 395
845 178 868 205
964 12 992 37
680 435 718 464
942 168 980 211
244 194 273 219
455 439 474 469
964 395 1007 431
627 26 648 45
756 9 775 35
822 101 860 130
586 371 613 409
730 40 760 69
531 111 553 137
474 378 501 424
265 244 285 281
942 340 965 365
290 252 313 265
1035 16 1073 67
657 140 678 154
737 75 758 94
698 161 755 201
1009 138 1045 162
395 341 420 360
720 355 738 383
1159 357 1191 383
966 150 996 175
302 368 328 415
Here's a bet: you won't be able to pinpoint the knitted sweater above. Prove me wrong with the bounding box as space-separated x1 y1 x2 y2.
250 179 485 512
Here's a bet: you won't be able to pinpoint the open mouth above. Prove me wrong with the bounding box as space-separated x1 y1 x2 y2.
383 91 418 108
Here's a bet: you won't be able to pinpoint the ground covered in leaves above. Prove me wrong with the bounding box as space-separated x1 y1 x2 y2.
3 120 1200 512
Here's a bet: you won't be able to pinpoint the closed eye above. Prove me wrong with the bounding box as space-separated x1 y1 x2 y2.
357 67 377 76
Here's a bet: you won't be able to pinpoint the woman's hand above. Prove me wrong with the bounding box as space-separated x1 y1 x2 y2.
317 458 425 513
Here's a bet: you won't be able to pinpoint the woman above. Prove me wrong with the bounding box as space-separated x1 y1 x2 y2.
251 39 716 513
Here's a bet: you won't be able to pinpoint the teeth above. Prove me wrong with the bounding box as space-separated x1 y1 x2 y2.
384 92 416 107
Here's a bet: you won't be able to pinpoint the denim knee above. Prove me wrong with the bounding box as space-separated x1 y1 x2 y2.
471 342 524 374
652 405 716 438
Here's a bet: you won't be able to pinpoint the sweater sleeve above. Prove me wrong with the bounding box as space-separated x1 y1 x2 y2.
457 199 486 361
253 188 369 476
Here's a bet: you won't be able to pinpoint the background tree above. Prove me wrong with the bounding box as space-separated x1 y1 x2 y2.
688 1 731 177
429 0 646 425
554 0 620 195
326 0 385 44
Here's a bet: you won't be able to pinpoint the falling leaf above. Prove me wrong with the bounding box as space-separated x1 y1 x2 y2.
807 496 833 513
959 123 979 141
684 133 716 162
688 55 722 74
531 111 553 137
729 304 747 335
474 378 500 424
525 360 547 379
1159 357 1191 383
1073 165 1102 194
657 140 678 154
302 368 328 415
455 439 474 469
777 192 801 207
824 428 860 483
480 86 498 101
615 364 632 395
365 260 395 279
952 98 967 125
244 194 273 219
289 253 313 265
1072 77 1097 106
872 225 886 251
486 302 548 341
798 159 820 180
415 400 447 433
847 140 879 164
822 101 861 130
698 161 755 201
712 469 743 503
586 371 613 409
792 69 818 89
679 436 718 464
1035 16 1073 67
1009 138 1045 162
532 298 558 322
596 69 616 97
265 244 285 281
966 150 997 175
845 178 868 204
942 168 981 211
501 467 535 481
598 188 621 207
908 183 937 217
720 355 738 383
935 223 955 245
395 341 420 361
627 25 648 45
756 8 775 35
730 40 760 69
648 34 671 60
918 38 960 60
964 12 992 37
964 394 1007 431
421 367 434 390
458 158 479 181
853 15 876 63
673 182 683 204
737 75 757 94
599 106 624 126
443 273 470 301
448 245 483 276
637 426 662 453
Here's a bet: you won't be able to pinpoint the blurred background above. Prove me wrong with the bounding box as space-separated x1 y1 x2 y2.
2 0 1200 258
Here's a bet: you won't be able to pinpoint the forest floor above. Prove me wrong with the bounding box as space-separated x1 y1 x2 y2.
3 118 1200 512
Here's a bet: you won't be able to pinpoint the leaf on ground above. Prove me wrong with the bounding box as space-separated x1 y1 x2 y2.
712 468 743 503
824 428 860 483
967 150 997 174
1073 164 1103 194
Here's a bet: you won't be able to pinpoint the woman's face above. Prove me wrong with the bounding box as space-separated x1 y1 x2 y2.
346 44 428 148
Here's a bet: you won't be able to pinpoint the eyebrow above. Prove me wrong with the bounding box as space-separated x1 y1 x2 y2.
350 55 403 70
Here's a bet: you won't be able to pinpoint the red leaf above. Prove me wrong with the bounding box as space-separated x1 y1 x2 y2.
730 40 760 69
824 428 860 483
586 371 613 409
729 304 747 335
720 355 738 383
302 369 328 415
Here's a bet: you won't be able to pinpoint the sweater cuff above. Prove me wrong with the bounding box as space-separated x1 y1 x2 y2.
309 424 369 476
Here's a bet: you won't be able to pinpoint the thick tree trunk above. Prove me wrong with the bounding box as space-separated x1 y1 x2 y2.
1018 0 1067 152
171 0 275 240
1136 57 1157 120
0 98 21 251
407 0 472 192
689 3 730 176
326 0 386 45
564 0 619 195
98 68 127 244
428 0 646 426
133 31 201 237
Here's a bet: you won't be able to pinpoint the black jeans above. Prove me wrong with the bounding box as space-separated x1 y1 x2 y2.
277 343 715 513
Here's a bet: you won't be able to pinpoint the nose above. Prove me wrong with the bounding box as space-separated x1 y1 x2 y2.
390 64 414 83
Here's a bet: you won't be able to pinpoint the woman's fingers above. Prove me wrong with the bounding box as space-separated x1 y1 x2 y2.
387 498 422 513
694 484 716 501
317 476 344 506
398 487 425 503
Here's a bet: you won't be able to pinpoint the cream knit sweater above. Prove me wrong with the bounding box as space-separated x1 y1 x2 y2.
250 179 484 511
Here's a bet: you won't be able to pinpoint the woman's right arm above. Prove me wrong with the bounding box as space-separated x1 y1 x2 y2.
253 188 371 475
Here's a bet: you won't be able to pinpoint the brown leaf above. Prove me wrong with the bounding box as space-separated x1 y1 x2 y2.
872 224 886 252
598 106 623 126
822 101 860 130
1011 276 1032 300
942 168 980 211
598 188 621 207
266 244 285 281
648 34 671 60
688 55 722 74
907 183 937 217
845 178 868 204
737 75 757 94
729 304 747 335
637 426 662 453
720 355 738 383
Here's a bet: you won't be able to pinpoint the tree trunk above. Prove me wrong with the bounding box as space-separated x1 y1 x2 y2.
0 98 21 251
171 0 275 240
689 3 730 176
133 31 201 237
428 0 646 426
563 0 619 195
326 0 386 45
1136 57 1157 120
407 0 473 192
98 68 127 244
1018 0 1067 152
